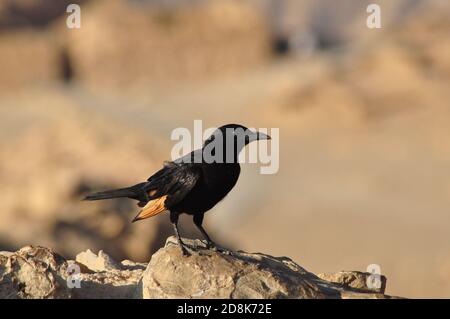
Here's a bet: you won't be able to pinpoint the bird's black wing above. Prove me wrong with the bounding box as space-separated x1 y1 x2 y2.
144 160 201 209
146 149 203 199
131 150 202 222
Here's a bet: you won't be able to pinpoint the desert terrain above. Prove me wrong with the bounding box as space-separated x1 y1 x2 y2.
0 0 449 298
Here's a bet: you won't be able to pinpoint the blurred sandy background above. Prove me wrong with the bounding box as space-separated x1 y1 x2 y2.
0 0 449 298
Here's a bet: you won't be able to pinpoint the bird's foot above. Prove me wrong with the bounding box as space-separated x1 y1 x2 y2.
180 245 192 256
177 239 234 256
205 240 217 250
178 241 207 255
182 242 198 250
202 240 234 255
176 239 195 256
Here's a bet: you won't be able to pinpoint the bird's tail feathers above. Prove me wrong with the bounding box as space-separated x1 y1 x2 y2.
83 185 141 201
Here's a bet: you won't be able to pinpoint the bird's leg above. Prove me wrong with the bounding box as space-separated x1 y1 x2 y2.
193 214 216 250
170 211 190 256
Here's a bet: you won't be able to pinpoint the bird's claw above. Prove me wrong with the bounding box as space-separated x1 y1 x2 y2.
180 245 192 256
204 241 233 255
178 239 233 256
205 241 217 250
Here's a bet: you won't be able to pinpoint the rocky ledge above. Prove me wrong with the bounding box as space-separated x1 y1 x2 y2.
0 237 396 299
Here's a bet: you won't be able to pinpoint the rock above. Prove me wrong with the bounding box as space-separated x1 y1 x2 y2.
140 236 396 299
0 251 14 258
0 241 399 299
120 260 147 271
76 249 122 272
317 271 387 294
0 246 71 299
0 246 144 299
73 266 144 299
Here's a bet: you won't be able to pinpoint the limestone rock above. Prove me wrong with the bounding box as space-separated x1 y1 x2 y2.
317 271 387 294
0 246 143 299
0 241 398 299
73 266 144 299
140 236 396 299
0 246 71 299
72 249 145 299
76 249 122 272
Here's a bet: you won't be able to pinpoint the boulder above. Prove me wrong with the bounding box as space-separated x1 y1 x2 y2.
140 236 396 299
0 239 399 299
0 246 143 299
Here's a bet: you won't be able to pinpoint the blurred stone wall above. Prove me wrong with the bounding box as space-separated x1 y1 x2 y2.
0 0 272 91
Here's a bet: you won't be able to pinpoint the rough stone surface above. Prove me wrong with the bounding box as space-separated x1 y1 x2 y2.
317 271 387 294
140 237 397 299
0 246 144 299
76 249 122 272
0 246 71 299
0 240 399 299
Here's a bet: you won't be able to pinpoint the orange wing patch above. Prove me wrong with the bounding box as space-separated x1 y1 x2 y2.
132 195 168 222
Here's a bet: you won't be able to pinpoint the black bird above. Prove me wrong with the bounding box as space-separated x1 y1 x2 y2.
84 124 270 255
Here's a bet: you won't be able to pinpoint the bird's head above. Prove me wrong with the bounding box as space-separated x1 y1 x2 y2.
203 124 271 162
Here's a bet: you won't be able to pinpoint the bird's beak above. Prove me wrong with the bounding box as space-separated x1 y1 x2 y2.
255 131 271 141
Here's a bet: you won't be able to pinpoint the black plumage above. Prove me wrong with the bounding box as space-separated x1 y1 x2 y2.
84 124 270 255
